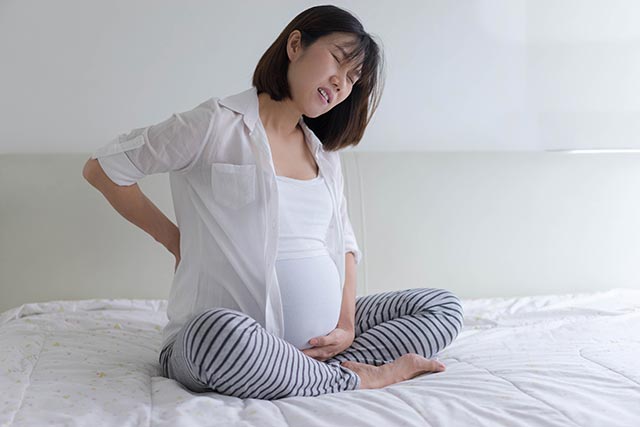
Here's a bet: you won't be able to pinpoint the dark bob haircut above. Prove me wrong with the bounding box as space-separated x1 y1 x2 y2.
252 5 385 152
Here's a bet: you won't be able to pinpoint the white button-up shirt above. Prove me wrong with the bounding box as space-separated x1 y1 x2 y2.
91 86 362 350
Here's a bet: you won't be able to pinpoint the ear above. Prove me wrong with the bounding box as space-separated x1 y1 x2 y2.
286 30 302 61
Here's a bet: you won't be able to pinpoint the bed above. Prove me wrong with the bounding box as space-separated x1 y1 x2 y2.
1 289 638 426
2 152 640 426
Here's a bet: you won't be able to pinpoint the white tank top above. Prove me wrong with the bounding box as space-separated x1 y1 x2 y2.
275 171 342 350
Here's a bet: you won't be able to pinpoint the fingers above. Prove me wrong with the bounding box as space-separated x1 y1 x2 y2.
309 336 335 347
309 328 340 347
301 348 321 360
302 346 335 362
301 349 316 358
309 335 328 346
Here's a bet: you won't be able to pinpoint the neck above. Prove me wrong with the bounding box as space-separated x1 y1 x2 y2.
257 92 302 137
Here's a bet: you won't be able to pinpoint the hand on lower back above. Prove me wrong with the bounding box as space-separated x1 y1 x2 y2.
168 228 180 272
174 254 181 273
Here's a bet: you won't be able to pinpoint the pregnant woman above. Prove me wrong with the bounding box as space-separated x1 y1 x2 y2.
83 5 463 400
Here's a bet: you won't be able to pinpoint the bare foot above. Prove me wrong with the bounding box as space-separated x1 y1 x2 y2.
341 354 445 390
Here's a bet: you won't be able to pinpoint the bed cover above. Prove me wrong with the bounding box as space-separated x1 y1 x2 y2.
0 288 638 427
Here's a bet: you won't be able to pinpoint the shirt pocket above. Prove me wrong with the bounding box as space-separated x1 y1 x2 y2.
211 162 257 209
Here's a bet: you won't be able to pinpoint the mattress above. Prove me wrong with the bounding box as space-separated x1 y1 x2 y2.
0 288 638 427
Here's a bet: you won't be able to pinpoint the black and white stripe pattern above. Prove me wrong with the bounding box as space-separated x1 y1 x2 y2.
159 287 464 400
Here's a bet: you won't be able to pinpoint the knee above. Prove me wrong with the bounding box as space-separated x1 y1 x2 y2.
183 308 256 355
440 289 465 330
186 307 256 337
421 288 465 327
441 289 463 310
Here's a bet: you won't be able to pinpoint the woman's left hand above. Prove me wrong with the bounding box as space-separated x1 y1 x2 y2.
301 326 355 362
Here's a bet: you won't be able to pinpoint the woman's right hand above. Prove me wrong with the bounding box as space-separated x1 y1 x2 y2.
174 253 181 273
167 226 181 273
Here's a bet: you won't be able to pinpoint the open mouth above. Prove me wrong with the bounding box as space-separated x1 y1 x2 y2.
317 87 331 104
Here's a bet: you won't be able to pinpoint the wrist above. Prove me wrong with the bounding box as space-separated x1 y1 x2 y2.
337 322 355 335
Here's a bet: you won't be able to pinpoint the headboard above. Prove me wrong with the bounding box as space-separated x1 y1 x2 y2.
2 151 639 313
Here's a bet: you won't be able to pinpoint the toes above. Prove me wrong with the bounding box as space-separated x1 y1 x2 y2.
403 354 446 373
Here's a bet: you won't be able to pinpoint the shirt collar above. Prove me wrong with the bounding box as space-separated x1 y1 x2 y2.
218 86 323 157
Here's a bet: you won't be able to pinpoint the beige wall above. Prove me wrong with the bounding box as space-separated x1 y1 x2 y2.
2 151 639 313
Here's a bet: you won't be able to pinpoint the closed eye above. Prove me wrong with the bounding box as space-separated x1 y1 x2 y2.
332 54 354 84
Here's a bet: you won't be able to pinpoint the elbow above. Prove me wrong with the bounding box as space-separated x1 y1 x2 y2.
82 158 137 189
82 158 98 183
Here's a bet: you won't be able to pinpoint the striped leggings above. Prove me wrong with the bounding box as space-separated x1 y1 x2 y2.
159 287 464 400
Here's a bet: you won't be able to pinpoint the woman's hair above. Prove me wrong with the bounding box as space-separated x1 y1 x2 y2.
252 5 385 152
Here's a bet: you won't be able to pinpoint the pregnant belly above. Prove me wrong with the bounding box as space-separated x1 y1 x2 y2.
275 253 342 350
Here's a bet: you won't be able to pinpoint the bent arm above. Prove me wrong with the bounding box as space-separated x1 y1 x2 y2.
82 158 180 257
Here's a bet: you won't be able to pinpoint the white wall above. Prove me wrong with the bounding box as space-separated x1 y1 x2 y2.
2 1 640 306
3 151 639 313
2 0 639 153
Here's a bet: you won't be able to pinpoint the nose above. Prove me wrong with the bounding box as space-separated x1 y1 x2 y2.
331 77 340 92
330 74 346 97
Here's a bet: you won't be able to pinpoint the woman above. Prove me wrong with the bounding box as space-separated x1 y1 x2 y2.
83 5 464 400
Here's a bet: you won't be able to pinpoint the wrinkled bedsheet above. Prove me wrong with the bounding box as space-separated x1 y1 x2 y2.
0 288 639 426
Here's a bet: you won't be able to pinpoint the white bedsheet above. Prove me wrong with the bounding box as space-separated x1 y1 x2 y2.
0 289 638 426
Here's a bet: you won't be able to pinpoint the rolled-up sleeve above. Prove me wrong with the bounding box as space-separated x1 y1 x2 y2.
90 99 213 186
336 156 362 265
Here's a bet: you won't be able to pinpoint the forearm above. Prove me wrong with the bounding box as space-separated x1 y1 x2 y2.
337 251 357 333
83 159 180 255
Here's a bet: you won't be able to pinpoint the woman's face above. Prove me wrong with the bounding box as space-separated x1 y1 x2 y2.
287 31 364 118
